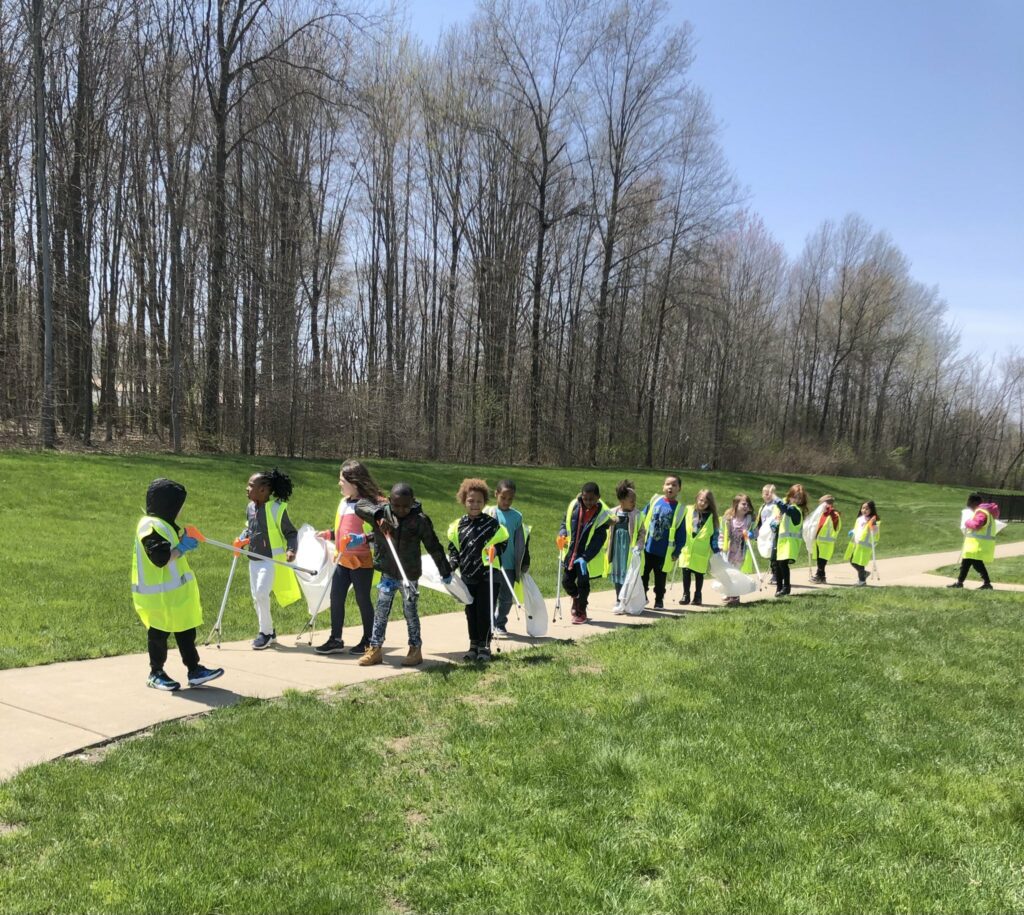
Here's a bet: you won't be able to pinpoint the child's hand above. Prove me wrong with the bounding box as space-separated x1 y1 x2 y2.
556 534 569 551
178 535 199 554
316 530 332 541
574 557 588 578
232 536 249 556
285 549 296 562
345 533 366 550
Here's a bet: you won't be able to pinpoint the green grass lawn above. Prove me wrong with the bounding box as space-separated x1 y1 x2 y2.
932 555 1024 585
1 586 1021 914
2 449 1021 669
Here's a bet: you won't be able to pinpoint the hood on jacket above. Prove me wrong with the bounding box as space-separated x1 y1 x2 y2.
146 478 187 524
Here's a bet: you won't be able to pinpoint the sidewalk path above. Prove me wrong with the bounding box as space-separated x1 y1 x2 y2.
4 540 1023 780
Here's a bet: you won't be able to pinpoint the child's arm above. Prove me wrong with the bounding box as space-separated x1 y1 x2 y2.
420 516 453 578
142 530 173 568
279 506 298 559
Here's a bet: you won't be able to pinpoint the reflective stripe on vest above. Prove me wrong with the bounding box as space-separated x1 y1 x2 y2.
967 511 996 540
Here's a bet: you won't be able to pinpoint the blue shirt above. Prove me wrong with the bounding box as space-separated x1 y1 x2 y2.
643 497 684 557
494 507 522 571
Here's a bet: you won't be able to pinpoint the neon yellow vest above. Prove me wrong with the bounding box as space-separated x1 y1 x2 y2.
644 495 684 573
720 514 755 574
814 514 839 561
132 516 203 632
679 505 714 574
266 500 301 606
447 518 510 568
564 499 612 578
844 517 879 566
776 505 803 562
962 509 995 562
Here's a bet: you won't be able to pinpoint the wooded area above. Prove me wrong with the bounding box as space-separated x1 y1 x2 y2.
2 0 1022 487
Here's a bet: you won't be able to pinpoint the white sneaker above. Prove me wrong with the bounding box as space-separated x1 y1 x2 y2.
493 627 508 638
612 602 624 615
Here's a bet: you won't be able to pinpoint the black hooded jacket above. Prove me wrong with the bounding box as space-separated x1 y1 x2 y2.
142 478 187 569
355 498 451 582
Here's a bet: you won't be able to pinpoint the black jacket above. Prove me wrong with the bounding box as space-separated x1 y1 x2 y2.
141 478 187 569
355 499 451 582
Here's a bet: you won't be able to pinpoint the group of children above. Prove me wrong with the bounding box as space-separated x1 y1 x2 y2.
131 466 1001 690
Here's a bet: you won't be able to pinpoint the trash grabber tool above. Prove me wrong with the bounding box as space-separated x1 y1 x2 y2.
296 536 347 646
553 537 567 621
381 530 414 603
744 531 764 590
497 563 522 622
488 546 498 654
184 526 317 576
668 559 679 594
869 518 879 581
204 552 240 647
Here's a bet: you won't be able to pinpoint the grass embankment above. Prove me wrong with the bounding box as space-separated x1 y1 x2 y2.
2 449 1021 669
932 555 1024 585
1 587 1022 913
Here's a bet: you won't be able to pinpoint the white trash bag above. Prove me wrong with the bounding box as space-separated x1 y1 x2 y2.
802 502 826 557
708 552 757 597
620 548 646 616
420 553 473 604
757 521 774 559
519 572 548 637
293 524 337 617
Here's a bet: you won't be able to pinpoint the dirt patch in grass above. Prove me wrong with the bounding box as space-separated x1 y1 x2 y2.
569 663 605 675
461 693 515 708
0 821 24 838
405 810 428 827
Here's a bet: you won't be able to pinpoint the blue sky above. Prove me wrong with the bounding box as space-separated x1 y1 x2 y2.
403 0 1023 355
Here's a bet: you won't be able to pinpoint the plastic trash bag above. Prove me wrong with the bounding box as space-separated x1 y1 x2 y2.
294 524 337 617
708 552 757 597
420 553 473 604
757 520 774 559
620 548 646 616
519 572 548 637
802 503 826 557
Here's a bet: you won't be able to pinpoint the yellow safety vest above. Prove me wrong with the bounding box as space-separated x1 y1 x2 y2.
644 495 684 573
814 514 840 561
962 509 996 562
563 499 612 578
447 517 510 568
679 505 715 575
265 500 301 606
776 504 804 562
131 516 203 632
844 517 879 566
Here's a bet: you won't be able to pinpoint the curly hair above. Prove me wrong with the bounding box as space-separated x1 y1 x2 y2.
457 477 489 505
254 468 293 501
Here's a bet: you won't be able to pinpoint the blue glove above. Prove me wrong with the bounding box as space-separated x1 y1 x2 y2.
574 557 588 578
442 575 453 585
345 533 366 549
177 535 199 554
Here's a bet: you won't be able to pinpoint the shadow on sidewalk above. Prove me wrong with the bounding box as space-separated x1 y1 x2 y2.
168 685 242 709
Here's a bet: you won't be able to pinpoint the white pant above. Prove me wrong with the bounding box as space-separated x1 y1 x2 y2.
249 561 276 634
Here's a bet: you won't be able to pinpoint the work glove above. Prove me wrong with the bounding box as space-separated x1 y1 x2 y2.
442 575 453 585
178 535 199 554
574 557 588 578
556 534 569 551
345 533 366 550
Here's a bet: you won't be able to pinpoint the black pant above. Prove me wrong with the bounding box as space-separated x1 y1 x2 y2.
148 626 200 674
852 563 868 582
642 551 668 604
958 558 990 584
329 565 375 642
816 557 828 577
682 568 703 601
562 564 592 614
772 559 792 591
464 577 498 646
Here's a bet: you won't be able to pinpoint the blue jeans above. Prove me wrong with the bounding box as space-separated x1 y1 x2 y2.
370 576 421 647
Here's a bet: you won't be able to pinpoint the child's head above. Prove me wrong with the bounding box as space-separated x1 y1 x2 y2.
785 484 807 509
616 479 636 511
146 478 187 523
819 494 835 506
695 488 718 516
762 484 776 503
580 481 601 510
495 479 516 511
966 492 982 509
340 460 384 501
248 468 292 504
861 500 878 519
728 492 753 518
662 475 681 500
458 478 489 516
389 482 415 518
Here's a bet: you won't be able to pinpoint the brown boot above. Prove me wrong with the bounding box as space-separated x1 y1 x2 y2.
402 646 423 667
358 645 383 666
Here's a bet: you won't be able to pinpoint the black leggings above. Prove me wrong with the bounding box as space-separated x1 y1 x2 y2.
816 557 828 576
958 558 990 584
642 551 668 603
148 626 200 674
682 568 703 600
329 565 375 642
772 559 792 591
464 577 499 646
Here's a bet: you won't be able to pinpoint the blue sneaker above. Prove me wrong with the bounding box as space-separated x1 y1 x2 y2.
252 631 276 650
187 665 225 687
147 670 180 691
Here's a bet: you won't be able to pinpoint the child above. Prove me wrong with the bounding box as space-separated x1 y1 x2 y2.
241 469 301 649
720 493 756 606
485 479 531 637
608 479 645 614
132 478 223 691
314 460 384 656
559 482 612 624
640 475 686 610
770 484 808 596
678 488 721 607
810 494 842 583
948 492 999 589
846 501 880 586
448 478 509 661
355 482 452 667
757 484 778 584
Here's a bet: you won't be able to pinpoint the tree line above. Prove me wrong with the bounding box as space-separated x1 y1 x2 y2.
2 0 1022 488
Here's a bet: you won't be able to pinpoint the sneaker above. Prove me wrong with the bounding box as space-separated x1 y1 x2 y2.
147 670 180 691
946 581 963 589
477 645 493 662
493 627 509 639
979 582 994 590
612 603 624 615
692 597 703 607
809 573 824 584
252 631 276 650
349 640 369 655
855 580 867 588
679 595 691 606
571 614 588 625
314 637 346 655
402 646 423 666
653 601 664 611
187 665 224 687
358 645 384 666
463 643 479 661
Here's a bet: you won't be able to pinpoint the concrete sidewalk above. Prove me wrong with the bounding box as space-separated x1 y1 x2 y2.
3 540 1022 780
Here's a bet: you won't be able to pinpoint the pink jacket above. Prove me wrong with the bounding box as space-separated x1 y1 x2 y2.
965 502 1000 531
